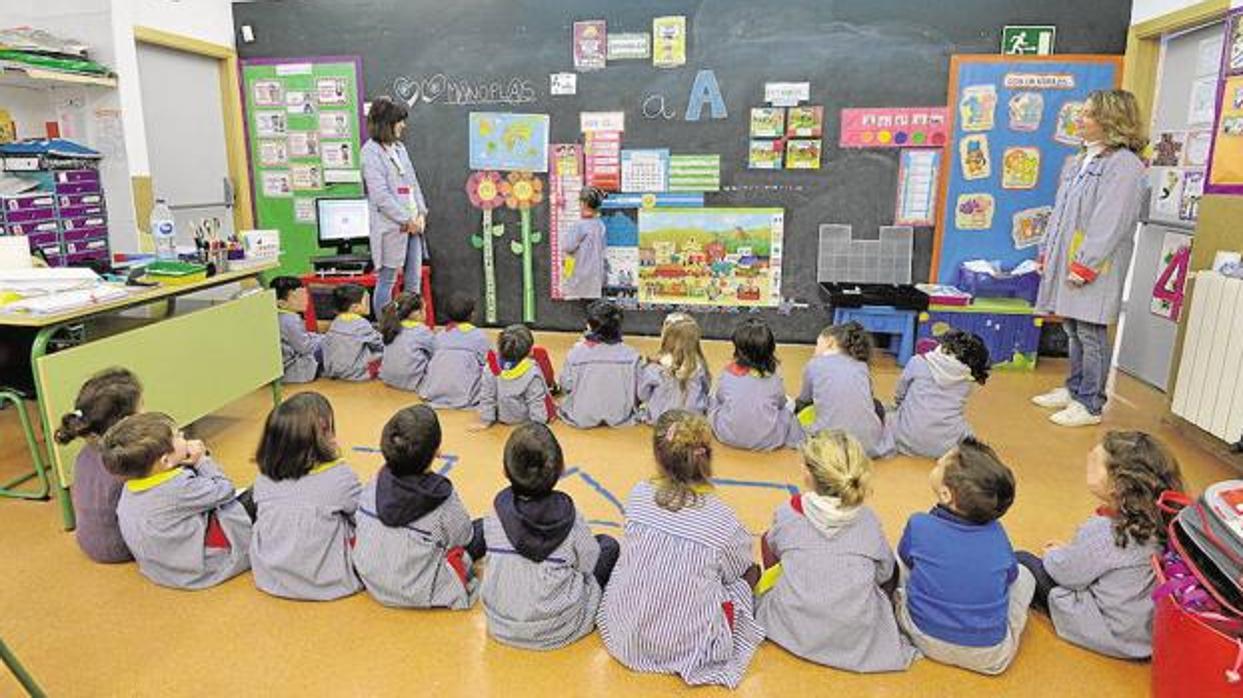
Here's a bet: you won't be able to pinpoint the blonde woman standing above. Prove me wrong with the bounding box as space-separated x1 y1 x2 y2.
1032 90 1147 427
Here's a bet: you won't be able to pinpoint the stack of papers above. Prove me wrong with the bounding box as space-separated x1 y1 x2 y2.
1 284 128 314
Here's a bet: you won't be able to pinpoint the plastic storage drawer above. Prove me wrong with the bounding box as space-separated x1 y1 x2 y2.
915 298 1043 370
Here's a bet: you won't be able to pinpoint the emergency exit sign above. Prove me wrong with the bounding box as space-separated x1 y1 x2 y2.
1002 26 1056 56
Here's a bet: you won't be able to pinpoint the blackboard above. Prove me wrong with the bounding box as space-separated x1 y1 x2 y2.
233 0 1132 343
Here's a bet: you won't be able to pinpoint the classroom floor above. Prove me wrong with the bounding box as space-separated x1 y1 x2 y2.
1 330 1238 697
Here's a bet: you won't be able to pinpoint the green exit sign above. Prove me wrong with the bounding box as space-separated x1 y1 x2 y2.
1002 25 1056 55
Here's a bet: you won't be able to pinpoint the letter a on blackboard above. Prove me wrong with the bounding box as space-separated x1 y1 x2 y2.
685 70 726 121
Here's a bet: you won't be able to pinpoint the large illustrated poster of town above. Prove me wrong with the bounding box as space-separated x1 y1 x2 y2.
637 208 784 307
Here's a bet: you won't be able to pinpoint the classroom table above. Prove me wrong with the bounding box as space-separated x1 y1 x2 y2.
0 262 283 529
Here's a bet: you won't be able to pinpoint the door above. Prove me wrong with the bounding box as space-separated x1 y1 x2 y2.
136 42 235 246
1116 21 1223 391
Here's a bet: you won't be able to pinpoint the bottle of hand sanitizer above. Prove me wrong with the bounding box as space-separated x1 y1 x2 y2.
151 198 177 260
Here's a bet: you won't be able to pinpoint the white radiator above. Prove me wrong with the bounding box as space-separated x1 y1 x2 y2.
1172 271 1243 443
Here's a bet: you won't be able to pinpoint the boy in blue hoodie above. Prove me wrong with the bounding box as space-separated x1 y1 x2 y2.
895 437 1035 675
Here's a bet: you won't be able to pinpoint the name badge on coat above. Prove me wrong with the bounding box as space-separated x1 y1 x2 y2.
396 185 418 217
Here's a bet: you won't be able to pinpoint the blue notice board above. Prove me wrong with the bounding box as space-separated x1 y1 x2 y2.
932 55 1122 281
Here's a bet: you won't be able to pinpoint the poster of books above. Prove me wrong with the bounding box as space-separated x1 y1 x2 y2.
637 208 784 307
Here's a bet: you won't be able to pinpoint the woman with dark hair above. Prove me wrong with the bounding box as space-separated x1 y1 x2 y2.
360 96 428 316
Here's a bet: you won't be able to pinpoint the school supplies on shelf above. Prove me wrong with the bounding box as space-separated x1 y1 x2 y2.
955 260 1041 304
139 260 207 286
915 283 973 306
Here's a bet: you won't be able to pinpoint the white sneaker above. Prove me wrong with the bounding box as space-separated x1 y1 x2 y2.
1050 401 1103 427
1031 387 1072 409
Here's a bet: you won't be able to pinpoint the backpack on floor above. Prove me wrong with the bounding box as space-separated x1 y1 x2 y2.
1163 484 1243 614
1152 553 1243 698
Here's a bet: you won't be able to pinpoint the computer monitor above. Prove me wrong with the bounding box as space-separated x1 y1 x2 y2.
316 197 370 254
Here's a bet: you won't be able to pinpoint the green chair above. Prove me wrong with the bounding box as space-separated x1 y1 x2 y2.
0 389 51 501
0 635 46 697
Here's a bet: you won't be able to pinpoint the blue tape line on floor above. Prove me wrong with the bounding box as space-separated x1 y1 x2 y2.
574 468 626 517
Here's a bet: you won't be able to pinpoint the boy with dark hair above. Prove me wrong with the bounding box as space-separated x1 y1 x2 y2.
419 292 491 408
353 405 484 609
272 276 323 384
894 437 1034 675
321 284 383 381
474 324 556 429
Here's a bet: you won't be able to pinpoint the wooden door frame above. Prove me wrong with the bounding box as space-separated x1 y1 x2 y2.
1124 0 1231 129
132 26 254 236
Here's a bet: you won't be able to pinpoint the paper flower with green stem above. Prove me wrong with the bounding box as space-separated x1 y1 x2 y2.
467 170 505 210
501 171 544 322
467 171 507 324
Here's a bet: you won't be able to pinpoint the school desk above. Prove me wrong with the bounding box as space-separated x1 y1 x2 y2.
0 262 282 530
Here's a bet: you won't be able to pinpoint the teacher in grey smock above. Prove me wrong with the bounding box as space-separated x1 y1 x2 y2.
1031 90 1147 428
361 96 428 317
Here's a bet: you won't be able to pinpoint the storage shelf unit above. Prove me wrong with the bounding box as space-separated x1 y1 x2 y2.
1 169 110 267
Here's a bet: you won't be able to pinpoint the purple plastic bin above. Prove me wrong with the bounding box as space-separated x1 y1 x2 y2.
58 193 103 207
54 169 100 184
26 231 60 246
955 266 1040 304
54 181 100 195
60 215 107 231
62 226 106 243
59 204 105 219
4 207 56 223
2 193 56 212
6 220 59 235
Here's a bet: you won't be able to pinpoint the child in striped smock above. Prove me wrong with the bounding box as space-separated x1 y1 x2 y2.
481 423 620 650
474 324 556 428
599 411 764 689
251 392 363 601
1017 431 1185 659
419 292 491 409
890 330 990 459
321 284 383 382
272 276 322 384
378 291 435 392
638 312 711 424
755 429 916 672
558 300 642 428
55 367 142 563
895 438 1035 675
795 322 893 458
708 317 801 451
102 413 252 590
354 405 485 609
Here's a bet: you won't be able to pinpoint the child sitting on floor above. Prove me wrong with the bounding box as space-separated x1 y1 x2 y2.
795 322 892 458
708 317 801 451
756 429 915 673
1017 430 1185 659
891 330 990 459
354 405 485 609
558 299 641 428
419 292 491 409
55 367 142 563
895 438 1034 676
638 312 711 424
599 410 762 689
321 284 383 381
251 392 363 601
101 412 252 589
272 276 322 384
378 292 435 392
474 324 556 428
481 423 619 650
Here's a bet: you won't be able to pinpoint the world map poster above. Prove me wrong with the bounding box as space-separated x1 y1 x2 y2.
468 112 550 172
636 208 784 307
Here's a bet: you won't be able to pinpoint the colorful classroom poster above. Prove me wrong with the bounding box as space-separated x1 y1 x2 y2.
838 107 949 148
242 56 365 276
668 154 721 192
468 112 550 172
549 144 583 301
933 55 1121 280
573 20 607 71
621 149 670 193
1229 11 1243 76
786 106 824 138
607 33 650 60
895 149 941 226
1152 131 1188 166
749 139 783 169
598 193 704 299
1151 168 1184 220
750 108 785 138
1151 232 1191 321
1206 71 1243 194
584 130 622 190
652 16 687 68
785 140 821 169
959 135 992 180
637 208 784 307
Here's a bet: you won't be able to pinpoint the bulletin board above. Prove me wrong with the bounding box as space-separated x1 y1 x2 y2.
1205 9 1243 195
240 56 366 276
932 55 1122 282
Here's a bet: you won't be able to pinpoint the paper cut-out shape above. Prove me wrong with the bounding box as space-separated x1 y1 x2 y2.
959 85 997 132
1008 92 1043 131
1011 206 1052 250
1054 101 1085 146
685 70 727 121
955 193 995 230
817 224 914 284
501 172 545 323
466 171 507 323
1180 170 1205 221
1152 131 1187 167
785 140 821 169
1150 168 1184 220
1002 147 1040 189
786 106 824 138
750 108 785 138
959 134 992 180
1151 232 1191 321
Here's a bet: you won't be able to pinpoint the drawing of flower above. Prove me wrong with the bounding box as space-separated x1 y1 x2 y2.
501 171 544 210
466 170 504 210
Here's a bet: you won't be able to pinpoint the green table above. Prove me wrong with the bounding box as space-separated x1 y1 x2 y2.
0 263 282 529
